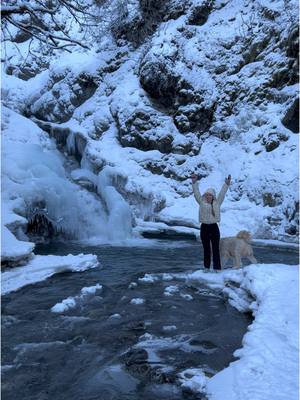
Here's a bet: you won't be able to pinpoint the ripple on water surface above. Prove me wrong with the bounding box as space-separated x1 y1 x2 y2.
3 240 297 400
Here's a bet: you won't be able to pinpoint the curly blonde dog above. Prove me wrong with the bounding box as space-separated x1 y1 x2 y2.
220 230 257 268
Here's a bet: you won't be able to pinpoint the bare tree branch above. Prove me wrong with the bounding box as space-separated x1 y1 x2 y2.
1 0 92 53
1 4 59 17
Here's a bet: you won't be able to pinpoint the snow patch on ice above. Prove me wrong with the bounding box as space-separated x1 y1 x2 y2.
164 285 180 296
51 283 102 313
130 298 145 305
178 368 207 394
138 274 158 284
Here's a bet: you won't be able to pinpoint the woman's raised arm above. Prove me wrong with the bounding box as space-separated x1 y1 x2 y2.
217 175 231 204
191 174 203 205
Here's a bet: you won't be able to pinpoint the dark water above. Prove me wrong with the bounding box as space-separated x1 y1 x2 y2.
2 240 298 400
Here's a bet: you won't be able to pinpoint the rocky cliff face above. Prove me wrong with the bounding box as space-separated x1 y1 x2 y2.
2 0 299 242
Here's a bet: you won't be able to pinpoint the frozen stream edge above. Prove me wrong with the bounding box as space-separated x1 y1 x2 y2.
185 264 299 400
1 254 99 295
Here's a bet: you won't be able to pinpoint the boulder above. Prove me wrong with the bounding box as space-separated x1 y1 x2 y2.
187 0 214 26
112 0 192 46
261 132 289 152
139 55 216 133
281 98 299 133
139 59 179 107
262 192 282 207
28 71 97 122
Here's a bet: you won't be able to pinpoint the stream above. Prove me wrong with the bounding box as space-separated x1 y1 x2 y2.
1 240 298 400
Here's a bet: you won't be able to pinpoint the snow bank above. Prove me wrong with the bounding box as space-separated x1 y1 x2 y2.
1 254 99 295
1 225 34 264
184 264 299 400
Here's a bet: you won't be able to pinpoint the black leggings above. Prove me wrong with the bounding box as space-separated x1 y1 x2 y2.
200 223 221 270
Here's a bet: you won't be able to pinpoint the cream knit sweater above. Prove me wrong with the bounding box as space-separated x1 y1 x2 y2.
192 182 229 224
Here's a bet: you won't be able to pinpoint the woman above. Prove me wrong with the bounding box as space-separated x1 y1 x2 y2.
191 174 231 271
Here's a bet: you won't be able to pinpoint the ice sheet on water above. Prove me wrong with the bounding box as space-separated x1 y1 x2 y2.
1 254 99 295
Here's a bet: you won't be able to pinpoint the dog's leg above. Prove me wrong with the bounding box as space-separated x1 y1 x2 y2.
221 256 229 269
248 255 257 264
233 254 242 269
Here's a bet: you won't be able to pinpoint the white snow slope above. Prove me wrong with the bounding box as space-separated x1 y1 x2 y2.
1 0 298 265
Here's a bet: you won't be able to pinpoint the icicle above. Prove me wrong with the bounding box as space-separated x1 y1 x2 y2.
97 166 133 240
66 132 76 155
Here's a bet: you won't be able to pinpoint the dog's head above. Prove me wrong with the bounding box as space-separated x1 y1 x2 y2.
236 230 252 243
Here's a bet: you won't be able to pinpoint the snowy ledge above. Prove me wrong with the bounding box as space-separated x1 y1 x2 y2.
182 264 299 400
134 220 201 240
134 220 300 250
1 254 99 295
251 239 299 251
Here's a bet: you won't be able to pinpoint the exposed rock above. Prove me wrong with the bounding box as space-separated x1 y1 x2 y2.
121 347 173 384
139 59 179 108
262 192 282 207
112 105 196 154
5 59 50 81
283 201 299 236
268 25 299 88
282 98 299 133
116 108 174 152
285 25 299 85
285 224 298 236
187 0 214 26
11 29 32 44
267 215 282 226
139 55 216 133
242 35 271 66
92 113 111 139
261 132 289 152
142 156 210 182
260 5 280 20
28 72 97 122
175 103 215 134
112 0 191 46
286 26 299 59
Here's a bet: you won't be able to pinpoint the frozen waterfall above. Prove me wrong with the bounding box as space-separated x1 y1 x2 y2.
2 107 133 247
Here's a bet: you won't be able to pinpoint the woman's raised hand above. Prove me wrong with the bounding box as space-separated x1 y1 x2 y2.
191 174 198 184
225 174 231 185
